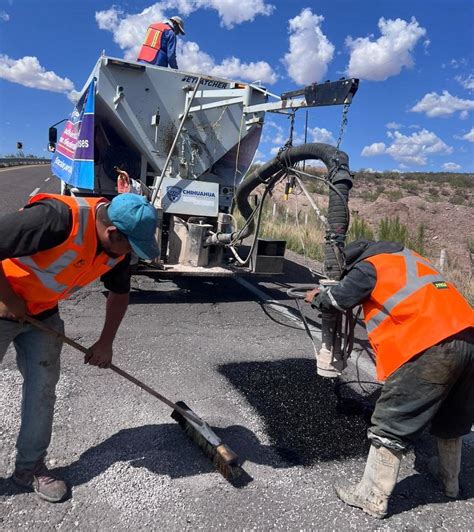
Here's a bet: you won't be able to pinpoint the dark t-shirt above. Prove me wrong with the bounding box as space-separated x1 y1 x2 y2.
0 198 130 318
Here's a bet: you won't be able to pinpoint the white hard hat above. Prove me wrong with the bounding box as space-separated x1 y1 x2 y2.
169 15 185 35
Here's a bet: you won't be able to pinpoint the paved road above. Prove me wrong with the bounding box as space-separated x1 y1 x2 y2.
1 166 473 530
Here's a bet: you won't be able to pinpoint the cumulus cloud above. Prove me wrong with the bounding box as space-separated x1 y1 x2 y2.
442 162 461 171
95 2 277 82
386 121 402 130
361 142 386 157
96 1 274 59
262 120 286 144
346 17 426 81
0 55 77 100
282 8 334 85
309 127 335 145
462 127 474 142
362 129 453 166
178 41 277 83
195 0 274 28
456 74 474 91
385 129 453 166
411 90 474 118
0 11 9 21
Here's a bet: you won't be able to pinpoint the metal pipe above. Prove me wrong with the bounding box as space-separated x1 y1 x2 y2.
151 76 202 205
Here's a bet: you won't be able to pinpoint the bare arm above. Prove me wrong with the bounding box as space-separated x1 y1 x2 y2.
85 291 130 368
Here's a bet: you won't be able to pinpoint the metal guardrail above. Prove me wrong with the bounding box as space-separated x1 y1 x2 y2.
0 157 51 168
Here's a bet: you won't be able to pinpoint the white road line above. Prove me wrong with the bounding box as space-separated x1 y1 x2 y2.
235 276 375 377
29 187 40 196
45 177 50 182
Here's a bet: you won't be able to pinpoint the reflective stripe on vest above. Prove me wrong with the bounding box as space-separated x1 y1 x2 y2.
137 23 170 63
365 249 445 334
14 196 92 296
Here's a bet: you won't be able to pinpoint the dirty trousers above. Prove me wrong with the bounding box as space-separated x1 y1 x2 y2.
368 328 474 451
0 314 64 469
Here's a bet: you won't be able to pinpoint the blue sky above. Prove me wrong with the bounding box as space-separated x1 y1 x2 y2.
0 0 473 172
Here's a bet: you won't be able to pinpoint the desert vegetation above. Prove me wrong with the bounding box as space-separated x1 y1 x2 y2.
235 167 473 303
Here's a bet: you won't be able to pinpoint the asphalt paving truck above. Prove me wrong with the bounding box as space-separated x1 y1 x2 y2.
49 54 358 278
48 54 359 377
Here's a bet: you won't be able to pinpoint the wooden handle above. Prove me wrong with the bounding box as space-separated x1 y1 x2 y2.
24 315 203 426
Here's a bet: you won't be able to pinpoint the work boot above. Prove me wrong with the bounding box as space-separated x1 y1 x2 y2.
335 444 402 519
430 437 462 498
13 460 67 503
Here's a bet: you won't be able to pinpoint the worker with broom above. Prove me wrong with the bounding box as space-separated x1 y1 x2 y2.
0 192 159 503
306 239 474 519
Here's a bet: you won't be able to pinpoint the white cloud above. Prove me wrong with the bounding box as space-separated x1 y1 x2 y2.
361 142 386 157
263 120 286 145
95 2 277 82
450 58 468 70
0 55 77 100
96 1 274 59
442 162 461 171
462 127 474 142
194 0 274 28
346 17 426 81
309 127 335 145
411 90 474 118
386 121 402 130
385 129 453 166
178 41 277 83
270 146 280 156
456 74 474 91
67 90 82 104
282 8 334 85
0 11 9 21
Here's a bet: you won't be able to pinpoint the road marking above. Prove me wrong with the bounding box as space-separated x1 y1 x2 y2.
29 187 40 196
45 177 50 182
235 276 375 377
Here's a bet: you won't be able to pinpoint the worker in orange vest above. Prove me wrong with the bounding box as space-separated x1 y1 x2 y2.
137 16 185 69
306 239 474 519
0 192 159 503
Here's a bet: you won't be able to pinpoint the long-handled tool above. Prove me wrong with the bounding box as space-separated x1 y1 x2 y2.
24 316 240 480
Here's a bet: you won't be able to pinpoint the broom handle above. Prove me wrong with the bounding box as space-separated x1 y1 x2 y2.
24 316 203 426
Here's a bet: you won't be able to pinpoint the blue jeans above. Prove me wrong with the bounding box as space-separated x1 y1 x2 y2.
0 313 64 469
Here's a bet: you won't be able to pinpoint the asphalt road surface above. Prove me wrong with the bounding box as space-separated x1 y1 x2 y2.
1 165 473 530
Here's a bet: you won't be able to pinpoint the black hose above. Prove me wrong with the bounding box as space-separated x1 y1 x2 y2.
234 143 352 245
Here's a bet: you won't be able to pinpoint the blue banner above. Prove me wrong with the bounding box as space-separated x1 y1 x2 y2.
51 79 95 190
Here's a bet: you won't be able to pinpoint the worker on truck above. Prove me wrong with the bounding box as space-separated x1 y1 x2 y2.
306 239 474 519
137 15 185 69
0 192 159 503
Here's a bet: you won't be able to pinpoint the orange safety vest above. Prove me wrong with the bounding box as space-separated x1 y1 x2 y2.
1 193 124 316
137 22 171 63
362 249 474 381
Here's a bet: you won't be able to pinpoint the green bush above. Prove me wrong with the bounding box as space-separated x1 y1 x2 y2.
385 189 404 201
348 215 375 242
376 216 426 254
378 216 410 243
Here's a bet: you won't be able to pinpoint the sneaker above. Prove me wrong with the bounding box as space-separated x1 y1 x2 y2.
12 461 67 503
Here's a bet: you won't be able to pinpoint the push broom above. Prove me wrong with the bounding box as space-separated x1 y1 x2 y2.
24 315 241 481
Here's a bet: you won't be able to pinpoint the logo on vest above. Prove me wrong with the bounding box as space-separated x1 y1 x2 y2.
73 259 86 268
433 281 448 289
166 186 182 203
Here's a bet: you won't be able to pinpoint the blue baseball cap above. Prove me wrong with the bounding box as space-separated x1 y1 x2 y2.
108 194 160 260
